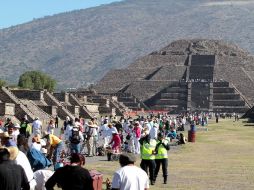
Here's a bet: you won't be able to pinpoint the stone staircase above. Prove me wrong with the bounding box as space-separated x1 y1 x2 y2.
189 82 211 111
212 82 249 113
110 93 143 111
0 87 35 121
87 94 116 116
44 91 75 120
20 99 52 121
148 82 188 113
69 94 94 119
109 97 129 116
53 92 72 106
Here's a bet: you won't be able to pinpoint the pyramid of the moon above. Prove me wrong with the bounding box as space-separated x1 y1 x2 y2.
94 39 254 113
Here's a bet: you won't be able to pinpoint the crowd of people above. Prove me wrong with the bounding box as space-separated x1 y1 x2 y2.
0 111 213 190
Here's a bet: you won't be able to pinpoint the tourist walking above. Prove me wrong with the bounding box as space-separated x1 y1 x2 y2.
85 121 97 157
47 119 55 135
69 124 83 154
32 117 42 136
133 121 141 154
55 115 59 128
111 153 149 190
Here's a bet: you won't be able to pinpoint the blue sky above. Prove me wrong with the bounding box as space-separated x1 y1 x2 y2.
0 0 121 29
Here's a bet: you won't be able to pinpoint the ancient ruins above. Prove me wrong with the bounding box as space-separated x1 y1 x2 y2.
94 39 254 114
1 39 254 122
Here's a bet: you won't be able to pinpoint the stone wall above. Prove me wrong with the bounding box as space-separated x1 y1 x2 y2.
130 55 187 68
67 106 80 118
43 92 61 106
151 65 186 80
0 103 15 116
94 81 131 93
191 55 216 66
11 90 44 101
214 65 254 105
125 80 174 101
53 92 70 104
100 68 156 82
39 106 58 117
85 104 99 113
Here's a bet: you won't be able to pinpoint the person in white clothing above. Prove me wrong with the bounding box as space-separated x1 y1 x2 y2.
111 153 149 190
99 120 109 147
64 119 74 141
125 124 135 153
32 117 42 136
12 123 20 144
149 123 159 140
7 146 37 190
33 169 54 190
106 123 118 146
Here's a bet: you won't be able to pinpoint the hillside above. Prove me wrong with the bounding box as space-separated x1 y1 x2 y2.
1 0 254 89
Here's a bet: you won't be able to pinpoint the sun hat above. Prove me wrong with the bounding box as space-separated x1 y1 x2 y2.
87 121 96 128
2 132 11 138
5 146 19 160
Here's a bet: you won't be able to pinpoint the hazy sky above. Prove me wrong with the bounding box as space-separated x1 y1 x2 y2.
0 0 121 29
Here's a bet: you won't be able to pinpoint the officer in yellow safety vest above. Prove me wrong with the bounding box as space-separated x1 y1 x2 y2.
139 131 157 185
154 132 170 184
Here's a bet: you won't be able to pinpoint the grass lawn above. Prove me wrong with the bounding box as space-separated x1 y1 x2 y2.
84 119 254 190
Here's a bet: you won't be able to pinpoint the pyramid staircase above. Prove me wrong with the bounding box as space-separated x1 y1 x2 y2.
147 82 188 113
212 82 249 113
0 87 35 121
144 55 250 113
44 91 75 120
20 99 52 121
69 93 94 119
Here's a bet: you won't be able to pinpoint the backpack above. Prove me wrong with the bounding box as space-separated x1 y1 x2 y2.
27 148 52 172
70 129 81 144
85 127 93 139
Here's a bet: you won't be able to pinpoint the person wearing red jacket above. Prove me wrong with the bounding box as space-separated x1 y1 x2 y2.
107 131 121 161
109 131 121 153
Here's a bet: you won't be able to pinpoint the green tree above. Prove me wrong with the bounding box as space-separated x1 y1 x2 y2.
18 71 56 92
0 79 6 87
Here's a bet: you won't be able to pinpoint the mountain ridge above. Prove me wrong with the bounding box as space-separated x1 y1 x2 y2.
1 0 254 89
